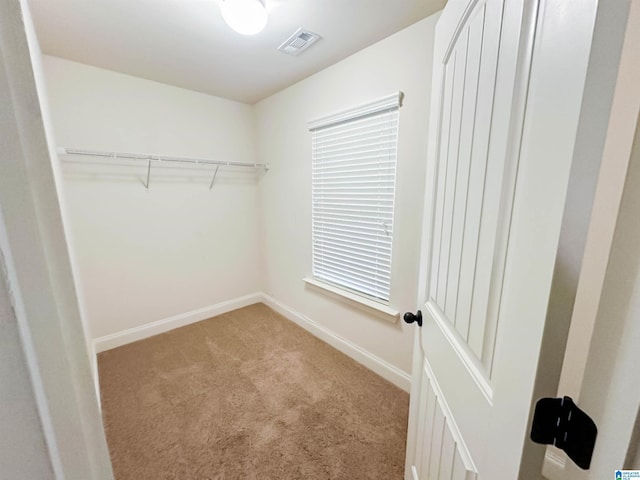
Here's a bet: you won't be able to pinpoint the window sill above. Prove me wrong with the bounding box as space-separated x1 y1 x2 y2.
303 277 399 322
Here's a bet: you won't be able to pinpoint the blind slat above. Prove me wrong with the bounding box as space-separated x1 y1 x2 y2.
313 174 396 184
312 151 395 165
314 276 389 301
314 200 395 206
313 244 391 266
313 228 392 245
314 166 396 175
314 205 394 216
313 242 392 262
314 263 391 288
314 271 390 299
313 198 395 206
312 137 396 156
313 162 396 173
313 217 393 231
314 255 391 280
313 218 393 234
317 185 394 194
313 148 396 161
314 127 395 145
313 231 393 252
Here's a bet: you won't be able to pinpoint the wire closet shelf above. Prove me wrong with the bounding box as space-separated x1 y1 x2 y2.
56 147 269 189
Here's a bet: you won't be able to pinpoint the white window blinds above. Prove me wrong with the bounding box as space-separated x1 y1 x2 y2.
308 92 402 303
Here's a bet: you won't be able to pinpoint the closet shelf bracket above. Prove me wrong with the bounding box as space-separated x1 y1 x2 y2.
145 159 151 189
209 165 220 190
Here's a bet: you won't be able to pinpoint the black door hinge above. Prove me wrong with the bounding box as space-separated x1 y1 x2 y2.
530 396 597 470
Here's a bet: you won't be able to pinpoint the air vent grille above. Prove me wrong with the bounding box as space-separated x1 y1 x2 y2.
278 28 321 56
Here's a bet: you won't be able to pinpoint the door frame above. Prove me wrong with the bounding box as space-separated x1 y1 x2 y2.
0 0 113 478
546 0 640 476
564 80 640 479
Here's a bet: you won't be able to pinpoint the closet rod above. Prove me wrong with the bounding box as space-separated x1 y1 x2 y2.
56 147 269 171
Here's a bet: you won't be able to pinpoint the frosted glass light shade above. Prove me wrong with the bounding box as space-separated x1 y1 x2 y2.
220 0 268 36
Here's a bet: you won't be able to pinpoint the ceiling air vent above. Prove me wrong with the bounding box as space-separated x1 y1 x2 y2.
277 28 321 56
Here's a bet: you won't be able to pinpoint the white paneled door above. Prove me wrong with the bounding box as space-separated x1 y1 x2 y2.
405 0 600 478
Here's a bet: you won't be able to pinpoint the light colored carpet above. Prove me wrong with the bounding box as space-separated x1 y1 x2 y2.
98 303 409 479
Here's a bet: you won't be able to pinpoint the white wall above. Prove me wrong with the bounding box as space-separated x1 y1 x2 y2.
1 0 113 476
43 56 261 339
255 14 439 376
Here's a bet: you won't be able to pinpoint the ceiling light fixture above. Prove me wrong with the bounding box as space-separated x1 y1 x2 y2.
220 0 268 36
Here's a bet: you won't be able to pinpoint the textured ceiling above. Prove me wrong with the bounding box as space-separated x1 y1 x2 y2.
28 0 445 104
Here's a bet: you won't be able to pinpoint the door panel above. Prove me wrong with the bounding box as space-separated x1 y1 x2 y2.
411 360 477 480
428 0 507 371
420 0 515 471
445 11 483 337
405 0 601 476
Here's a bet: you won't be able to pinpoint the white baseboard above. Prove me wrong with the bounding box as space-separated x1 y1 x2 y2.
542 447 566 480
260 293 412 392
93 292 262 353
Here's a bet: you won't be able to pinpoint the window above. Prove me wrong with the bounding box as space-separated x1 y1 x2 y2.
308 92 402 304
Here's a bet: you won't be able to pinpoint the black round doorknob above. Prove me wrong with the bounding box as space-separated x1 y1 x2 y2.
403 310 422 327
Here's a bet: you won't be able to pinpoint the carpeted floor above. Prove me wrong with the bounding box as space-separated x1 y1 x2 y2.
98 303 409 479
